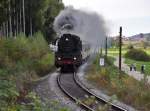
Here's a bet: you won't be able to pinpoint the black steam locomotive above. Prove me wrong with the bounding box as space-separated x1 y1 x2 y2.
55 33 90 72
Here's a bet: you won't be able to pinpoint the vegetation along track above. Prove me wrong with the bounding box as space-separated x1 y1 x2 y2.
57 72 127 111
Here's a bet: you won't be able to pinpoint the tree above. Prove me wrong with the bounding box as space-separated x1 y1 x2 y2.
141 40 150 49
0 0 64 40
0 0 9 37
0 0 9 25
43 0 64 42
146 36 150 41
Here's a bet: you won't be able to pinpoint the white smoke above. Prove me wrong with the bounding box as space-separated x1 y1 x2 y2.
54 7 107 47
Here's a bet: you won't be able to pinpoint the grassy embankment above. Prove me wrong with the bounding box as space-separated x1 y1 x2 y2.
86 55 150 111
0 32 70 111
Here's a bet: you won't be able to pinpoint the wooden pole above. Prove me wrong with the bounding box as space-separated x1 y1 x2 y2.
119 27 122 71
105 36 108 57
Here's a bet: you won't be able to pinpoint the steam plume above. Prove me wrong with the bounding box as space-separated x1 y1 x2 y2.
54 7 107 47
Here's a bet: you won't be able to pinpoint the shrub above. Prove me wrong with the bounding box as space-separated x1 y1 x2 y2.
0 32 53 74
125 49 150 61
0 32 55 110
33 53 54 76
127 44 134 49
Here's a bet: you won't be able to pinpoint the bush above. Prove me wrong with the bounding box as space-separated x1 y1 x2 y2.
125 49 150 61
127 44 134 49
0 31 55 80
0 32 54 74
0 32 55 110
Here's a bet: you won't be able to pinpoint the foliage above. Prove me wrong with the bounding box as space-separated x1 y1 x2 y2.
0 33 55 110
0 32 53 73
111 37 124 48
111 37 119 48
141 41 150 49
0 91 70 111
146 36 150 41
87 55 150 111
82 95 96 106
125 49 150 61
0 69 18 110
0 0 64 42
43 0 64 42
127 44 134 49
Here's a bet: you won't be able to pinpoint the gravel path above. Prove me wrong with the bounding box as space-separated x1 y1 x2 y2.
114 57 150 83
33 71 84 111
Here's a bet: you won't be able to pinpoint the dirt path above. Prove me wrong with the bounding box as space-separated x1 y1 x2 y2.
114 57 150 83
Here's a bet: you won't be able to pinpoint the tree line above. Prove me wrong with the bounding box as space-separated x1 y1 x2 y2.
0 0 64 42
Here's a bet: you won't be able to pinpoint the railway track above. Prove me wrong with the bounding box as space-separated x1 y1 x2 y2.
57 72 127 111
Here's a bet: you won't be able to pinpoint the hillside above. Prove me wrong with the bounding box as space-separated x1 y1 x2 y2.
128 33 150 41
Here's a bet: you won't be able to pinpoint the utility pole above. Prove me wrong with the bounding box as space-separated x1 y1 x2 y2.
119 27 122 72
105 36 108 57
100 46 103 56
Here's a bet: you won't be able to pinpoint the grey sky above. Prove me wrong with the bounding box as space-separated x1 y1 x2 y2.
62 0 150 36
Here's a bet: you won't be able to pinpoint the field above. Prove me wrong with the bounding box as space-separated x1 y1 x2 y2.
107 47 150 76
107 48 127 57
125 58 150 75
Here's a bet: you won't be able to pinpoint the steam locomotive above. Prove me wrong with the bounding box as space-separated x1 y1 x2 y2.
55 33 90 72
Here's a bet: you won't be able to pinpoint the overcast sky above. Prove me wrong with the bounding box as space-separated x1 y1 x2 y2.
62 0 150 36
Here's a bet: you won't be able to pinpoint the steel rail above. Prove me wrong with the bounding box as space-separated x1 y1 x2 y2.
73 73 128 111
57 74 94 111
57 73 128 111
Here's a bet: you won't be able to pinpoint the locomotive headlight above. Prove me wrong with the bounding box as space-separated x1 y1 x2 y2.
66 38 69 41
58 57 61 60
73 57 77 60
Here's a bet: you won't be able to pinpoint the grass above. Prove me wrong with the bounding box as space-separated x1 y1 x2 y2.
144 48 150 55
107 48 128 57
86 55 150 111
124 58 150 75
